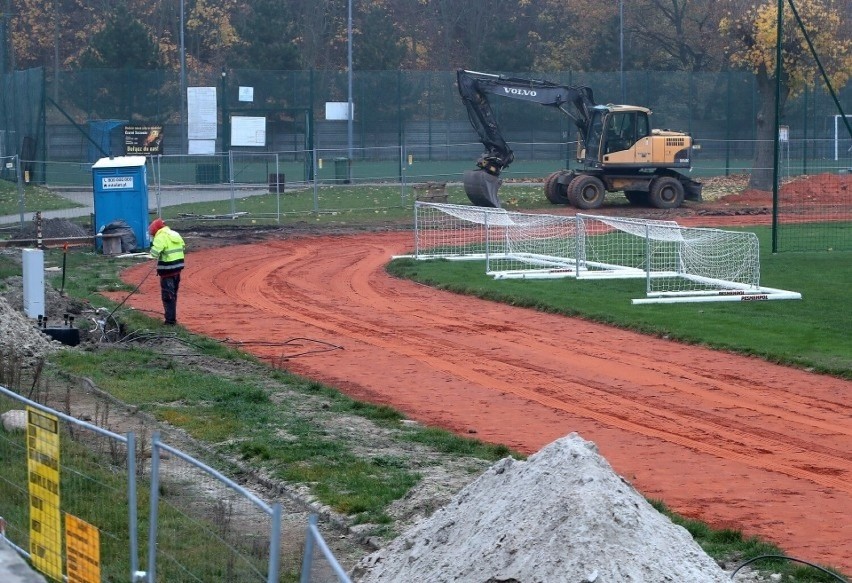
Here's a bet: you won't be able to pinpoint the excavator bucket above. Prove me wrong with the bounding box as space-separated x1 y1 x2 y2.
463 170 503 208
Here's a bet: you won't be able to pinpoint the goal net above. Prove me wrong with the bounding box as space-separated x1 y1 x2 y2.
577 215 801 303
410 202 801 303
414 202 511 260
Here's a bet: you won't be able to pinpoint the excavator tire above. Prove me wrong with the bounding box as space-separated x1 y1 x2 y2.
649 176 685 209
544 171 571 205
568 174 606 209
463 169 503 208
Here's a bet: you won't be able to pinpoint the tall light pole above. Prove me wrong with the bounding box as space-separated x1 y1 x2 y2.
1 0 8 77
347 0 353 162
619 0 625 103
180 0 187 154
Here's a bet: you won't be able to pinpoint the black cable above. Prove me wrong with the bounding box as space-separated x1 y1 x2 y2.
220 337 344 359
106 261 157 321
99 304 344 359
730 554 847 582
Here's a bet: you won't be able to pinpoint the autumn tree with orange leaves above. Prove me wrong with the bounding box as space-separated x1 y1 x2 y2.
719 0 852 190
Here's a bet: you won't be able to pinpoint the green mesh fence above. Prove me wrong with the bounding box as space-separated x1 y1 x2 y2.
0 67 849 251
0 67 45 181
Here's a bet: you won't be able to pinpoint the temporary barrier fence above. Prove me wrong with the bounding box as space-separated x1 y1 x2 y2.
146 431 282 583
300 514 352 583
0 384 352 582
0 384 141 582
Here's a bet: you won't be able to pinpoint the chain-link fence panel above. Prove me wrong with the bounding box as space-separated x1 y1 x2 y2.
0 383 143 582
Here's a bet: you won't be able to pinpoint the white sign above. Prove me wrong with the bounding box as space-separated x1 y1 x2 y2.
231 116 266 147
325 102 353 121
779 125 789 142
187 87 218 140
238 86 254 102
101 176 134 190
188 140 216 155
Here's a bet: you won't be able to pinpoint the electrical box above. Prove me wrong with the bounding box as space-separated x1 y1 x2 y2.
92 156 149 251
22 248 44 319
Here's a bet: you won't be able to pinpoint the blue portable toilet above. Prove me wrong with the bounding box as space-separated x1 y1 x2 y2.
92 156 150 251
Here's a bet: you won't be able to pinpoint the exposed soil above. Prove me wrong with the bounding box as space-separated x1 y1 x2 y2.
106 185 852 575
4 176 850 578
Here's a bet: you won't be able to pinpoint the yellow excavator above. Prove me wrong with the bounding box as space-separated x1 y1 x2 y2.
457 69 702 209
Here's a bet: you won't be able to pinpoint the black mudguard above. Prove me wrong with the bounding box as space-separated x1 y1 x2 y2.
683 178 703 202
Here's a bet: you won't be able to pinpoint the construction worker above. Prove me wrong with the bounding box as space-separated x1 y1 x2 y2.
148 218 185 325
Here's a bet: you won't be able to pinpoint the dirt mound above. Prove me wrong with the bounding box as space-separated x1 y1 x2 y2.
16 218 90 239
713 172 850 206
353 433 729 583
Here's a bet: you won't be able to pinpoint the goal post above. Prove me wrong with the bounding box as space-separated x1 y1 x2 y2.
409 202 512 260
835 114 852 161
408 202 801 303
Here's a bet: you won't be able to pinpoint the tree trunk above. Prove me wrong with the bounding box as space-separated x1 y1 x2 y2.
749 71 790 191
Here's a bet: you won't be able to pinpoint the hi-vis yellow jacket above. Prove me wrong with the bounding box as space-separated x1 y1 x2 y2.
150 226 185 277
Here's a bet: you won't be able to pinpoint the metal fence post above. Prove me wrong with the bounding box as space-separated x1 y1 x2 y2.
15 155 24 228
229 150 236 216
267 503 282 583
299 514 317 583
400 145 406 203
154 155 162 217
312 148 320 214
275 152 281 223
147 431 162 583
127 431 140 581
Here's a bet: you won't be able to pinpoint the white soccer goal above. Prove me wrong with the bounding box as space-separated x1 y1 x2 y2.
410 202 801 304
576 214 801 303
413 202 511 260
411 202 581 273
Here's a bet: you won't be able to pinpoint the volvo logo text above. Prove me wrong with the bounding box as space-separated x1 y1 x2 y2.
503 88 537 97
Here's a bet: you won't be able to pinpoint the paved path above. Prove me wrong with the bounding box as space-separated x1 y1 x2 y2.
0 185 268 227
0 539 46 583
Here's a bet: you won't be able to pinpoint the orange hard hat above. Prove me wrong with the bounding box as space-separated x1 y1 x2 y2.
148 217 165 236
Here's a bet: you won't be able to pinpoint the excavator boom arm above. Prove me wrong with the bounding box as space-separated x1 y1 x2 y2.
457 69 596 173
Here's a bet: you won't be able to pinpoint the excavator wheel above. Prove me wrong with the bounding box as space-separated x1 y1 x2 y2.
543 171 571 205
463 169 503 208
568 174 606 209
624 190 649 206
649 176 685 209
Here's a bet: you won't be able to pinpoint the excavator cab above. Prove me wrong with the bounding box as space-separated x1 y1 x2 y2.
583 108 651 165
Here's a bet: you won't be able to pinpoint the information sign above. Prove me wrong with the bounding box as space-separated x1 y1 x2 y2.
27 407 62 581
65 514 101 583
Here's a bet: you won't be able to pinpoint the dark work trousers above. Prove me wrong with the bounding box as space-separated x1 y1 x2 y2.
159 274 181 324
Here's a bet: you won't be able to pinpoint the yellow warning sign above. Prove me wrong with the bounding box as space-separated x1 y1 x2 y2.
26 406 62 581
65 514 101 583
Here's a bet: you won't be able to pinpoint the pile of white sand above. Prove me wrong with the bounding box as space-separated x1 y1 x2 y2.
352 433 729 583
